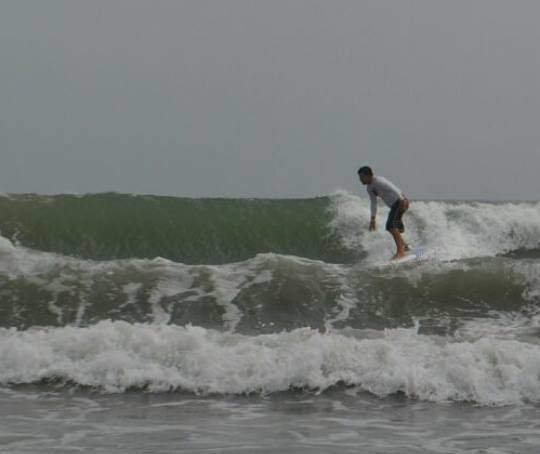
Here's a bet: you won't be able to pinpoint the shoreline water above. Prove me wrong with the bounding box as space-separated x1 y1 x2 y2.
2 387 540 453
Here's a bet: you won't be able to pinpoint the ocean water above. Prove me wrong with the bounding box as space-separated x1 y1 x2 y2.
1 191 540 453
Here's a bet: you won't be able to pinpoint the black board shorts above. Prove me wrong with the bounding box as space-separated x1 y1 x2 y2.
386 200 406 233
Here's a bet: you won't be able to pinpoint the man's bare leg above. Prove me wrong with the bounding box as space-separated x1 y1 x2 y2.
389 229 408 259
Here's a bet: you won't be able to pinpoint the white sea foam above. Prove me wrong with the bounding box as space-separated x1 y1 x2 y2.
1 321 540 406
120 282 143 310
0 234 16 257
329 191 540 263
202 255 274 332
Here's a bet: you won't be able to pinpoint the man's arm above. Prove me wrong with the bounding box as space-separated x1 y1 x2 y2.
368 189 377 231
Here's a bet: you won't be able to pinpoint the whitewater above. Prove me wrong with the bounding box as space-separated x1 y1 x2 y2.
1 191 540 453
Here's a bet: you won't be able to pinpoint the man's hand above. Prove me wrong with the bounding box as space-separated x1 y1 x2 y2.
369 218 377 231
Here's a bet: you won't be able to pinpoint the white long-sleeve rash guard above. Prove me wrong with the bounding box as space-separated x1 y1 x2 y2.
366 176 404 218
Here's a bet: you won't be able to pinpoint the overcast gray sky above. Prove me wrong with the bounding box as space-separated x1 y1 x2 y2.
1 1 539 200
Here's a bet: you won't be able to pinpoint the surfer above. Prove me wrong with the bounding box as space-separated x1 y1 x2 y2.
357 166 410 260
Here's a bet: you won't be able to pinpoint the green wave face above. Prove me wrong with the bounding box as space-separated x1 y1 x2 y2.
0 194 354 264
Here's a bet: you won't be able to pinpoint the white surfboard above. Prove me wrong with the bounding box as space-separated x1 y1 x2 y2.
390 253 418 264
376 247 427 267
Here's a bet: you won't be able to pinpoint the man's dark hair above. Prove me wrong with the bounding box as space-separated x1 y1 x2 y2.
357 166 373 176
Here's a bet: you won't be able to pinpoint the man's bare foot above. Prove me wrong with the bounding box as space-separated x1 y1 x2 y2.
391 251 408 260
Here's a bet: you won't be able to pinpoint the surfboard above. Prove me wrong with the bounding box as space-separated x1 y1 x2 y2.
376 247 426 267
390 252 418 264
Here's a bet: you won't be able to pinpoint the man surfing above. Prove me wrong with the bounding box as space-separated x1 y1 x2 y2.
357 166 410 260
